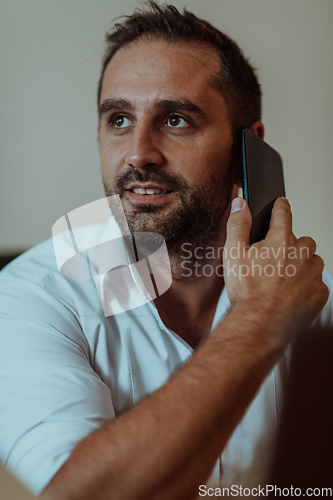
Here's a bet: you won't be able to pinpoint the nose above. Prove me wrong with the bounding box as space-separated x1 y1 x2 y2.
125 122 164 169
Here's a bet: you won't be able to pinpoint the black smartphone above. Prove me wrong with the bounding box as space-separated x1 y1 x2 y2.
241 128 285 244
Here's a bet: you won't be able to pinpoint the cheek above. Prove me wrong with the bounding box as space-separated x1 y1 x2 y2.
173 136 232 183
99 137 127 175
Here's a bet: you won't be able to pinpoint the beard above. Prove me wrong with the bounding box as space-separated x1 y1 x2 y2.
103 156 235 268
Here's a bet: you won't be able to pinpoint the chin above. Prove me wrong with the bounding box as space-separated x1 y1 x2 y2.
125 213 168 235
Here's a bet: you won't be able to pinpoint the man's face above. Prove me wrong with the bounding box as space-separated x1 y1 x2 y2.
99 39 236 251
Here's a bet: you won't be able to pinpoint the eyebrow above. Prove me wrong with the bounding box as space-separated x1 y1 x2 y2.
99 98 206 119
99 99 134 118
155 99 206 118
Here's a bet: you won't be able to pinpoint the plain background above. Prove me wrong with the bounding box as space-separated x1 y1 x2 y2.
1 0 332 272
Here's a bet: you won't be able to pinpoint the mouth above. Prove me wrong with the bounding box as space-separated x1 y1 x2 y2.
125 183 174 204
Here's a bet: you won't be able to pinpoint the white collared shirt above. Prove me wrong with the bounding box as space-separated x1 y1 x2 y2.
0 217 332 495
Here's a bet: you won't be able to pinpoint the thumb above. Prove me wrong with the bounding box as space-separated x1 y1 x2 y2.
225 198 252 252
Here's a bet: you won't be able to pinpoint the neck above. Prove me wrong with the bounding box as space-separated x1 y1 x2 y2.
154 232 227 349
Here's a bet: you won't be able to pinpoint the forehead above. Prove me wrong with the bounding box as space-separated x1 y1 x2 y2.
100 39 226 113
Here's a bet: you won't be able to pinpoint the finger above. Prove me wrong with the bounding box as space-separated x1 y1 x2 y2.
268 198 293 235
225 198 252 252
313 254 325 272
298 236 317 257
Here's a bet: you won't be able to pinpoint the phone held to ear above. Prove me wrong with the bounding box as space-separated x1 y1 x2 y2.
241 128 286 244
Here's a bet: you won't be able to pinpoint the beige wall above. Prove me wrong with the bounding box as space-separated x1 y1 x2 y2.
0 463 37 500
1 0 332 272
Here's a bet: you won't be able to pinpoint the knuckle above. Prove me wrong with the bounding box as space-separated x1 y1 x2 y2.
227 212 251 233
274 198 291 215
312 263 323 281
281 228 291 242
319 283 330 305
308 236 316 248
313 254 324 270
228 218 247 230
298 236 316 254
270 227 290 245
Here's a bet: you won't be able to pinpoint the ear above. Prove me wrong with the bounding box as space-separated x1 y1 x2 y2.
234 121 265 188
248 120 265 140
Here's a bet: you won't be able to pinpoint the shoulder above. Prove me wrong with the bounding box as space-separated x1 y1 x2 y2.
0 239 116 495
0 236 104 350
1 238 58 283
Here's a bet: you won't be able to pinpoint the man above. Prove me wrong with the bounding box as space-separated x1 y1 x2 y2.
0 2 332 499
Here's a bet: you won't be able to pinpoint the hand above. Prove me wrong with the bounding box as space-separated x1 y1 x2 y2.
223 197 329 345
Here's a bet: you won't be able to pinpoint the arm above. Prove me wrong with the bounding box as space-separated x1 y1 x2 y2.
43 198 328 500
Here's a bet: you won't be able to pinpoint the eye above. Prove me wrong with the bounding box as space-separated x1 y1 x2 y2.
110 114 132 128
165 115 189 128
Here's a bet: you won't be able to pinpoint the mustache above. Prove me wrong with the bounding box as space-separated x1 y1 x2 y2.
114 168 188 193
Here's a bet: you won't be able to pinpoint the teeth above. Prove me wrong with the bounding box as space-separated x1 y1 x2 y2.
132 188 167 195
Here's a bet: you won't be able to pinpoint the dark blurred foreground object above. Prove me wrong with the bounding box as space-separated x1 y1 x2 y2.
270 327 333 491
0 253 24 271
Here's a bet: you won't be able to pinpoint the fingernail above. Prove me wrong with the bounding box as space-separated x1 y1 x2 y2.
231 198 244 214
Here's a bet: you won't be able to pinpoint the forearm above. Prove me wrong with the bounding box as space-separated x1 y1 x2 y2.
42 304 282 500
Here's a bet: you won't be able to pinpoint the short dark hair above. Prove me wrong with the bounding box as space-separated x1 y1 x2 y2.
98 1 261 132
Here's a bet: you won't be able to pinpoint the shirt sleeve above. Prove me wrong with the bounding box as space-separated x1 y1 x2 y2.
0 273 116 495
